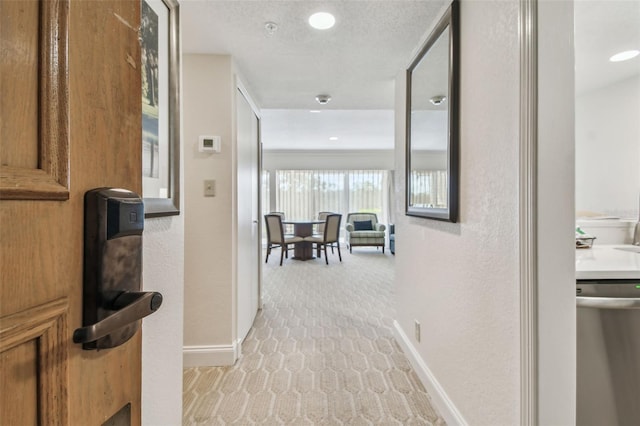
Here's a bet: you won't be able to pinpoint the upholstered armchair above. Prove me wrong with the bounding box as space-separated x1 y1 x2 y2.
345 213 386 253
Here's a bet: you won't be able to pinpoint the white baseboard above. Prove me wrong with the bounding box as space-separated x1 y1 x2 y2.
183 341 240 367
393 320 467 426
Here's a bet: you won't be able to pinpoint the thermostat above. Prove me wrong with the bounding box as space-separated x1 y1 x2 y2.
199 135 221 153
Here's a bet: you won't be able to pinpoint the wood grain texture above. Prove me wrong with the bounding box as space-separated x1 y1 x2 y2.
0 0 39 169
1 0 143 424
0 298 69 426
0 298 68 350
39 0 70 191
0 0 69 200
0 341 38 426
0 165 69 199
67 1 142 424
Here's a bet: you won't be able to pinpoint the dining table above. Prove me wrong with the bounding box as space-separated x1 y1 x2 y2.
282 220 324 260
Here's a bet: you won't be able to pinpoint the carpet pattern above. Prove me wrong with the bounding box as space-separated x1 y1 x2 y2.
183 247 445 425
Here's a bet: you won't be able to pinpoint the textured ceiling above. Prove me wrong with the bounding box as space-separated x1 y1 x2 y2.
181 1 640 150
182 0 448 109
260 109 394 150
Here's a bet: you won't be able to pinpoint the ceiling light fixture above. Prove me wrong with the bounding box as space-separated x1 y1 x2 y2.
308 12 335 30
309 110 321 113
609 50 639 62
429 95 447 106
315 94 332 105
329 136 339 141
264 21 278 35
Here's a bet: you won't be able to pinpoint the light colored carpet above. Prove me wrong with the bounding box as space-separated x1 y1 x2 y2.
183 247 445 425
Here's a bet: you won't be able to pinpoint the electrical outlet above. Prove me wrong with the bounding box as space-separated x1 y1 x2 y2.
414 320 421 342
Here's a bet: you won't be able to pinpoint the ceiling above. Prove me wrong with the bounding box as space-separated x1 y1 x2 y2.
181 0 447 150
260 109 394 150
181 0 447 110
575 1 640 94
181 1 640 150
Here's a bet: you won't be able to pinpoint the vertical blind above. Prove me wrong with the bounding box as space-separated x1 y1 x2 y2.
273 170 390 226
409 170 448 208
261 170 270 217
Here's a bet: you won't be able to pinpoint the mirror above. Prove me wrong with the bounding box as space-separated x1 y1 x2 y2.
406 1 459 221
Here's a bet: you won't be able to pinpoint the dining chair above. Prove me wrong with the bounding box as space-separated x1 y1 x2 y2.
264 214 302 266
269 211 292 235
315 211 335 252
304 214 342 265
315 211 332 233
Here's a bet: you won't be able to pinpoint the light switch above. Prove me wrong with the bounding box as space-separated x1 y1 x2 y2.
204 180 215 197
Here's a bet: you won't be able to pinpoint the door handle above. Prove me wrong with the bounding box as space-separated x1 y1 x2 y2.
76 188 163 349
73 291 163 344
577 296 640 309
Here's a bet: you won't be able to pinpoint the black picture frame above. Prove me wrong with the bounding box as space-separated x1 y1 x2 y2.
405 1 459 222
141 0 180 218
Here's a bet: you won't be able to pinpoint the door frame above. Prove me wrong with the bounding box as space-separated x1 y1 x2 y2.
520 1 577 424
519 0 538 423
235 76 263 345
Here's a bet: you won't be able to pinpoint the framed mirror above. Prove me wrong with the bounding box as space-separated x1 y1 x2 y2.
141 0 181 217
405 1 459 221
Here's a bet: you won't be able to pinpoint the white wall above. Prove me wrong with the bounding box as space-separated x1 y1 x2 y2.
141 17 186 424
262 148 445 171
394 2 577 425
411 150 447 170
142 214 185 425
393 2 521 424
182 54 237 365
537 2 576 424
262 149 395 170
576 75 640 218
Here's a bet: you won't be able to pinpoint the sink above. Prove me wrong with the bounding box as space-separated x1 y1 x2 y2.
615 246 640 254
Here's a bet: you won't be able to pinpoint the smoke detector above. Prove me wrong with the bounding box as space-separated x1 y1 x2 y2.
315 94 332 105
429 95 447 106
264 22 278 35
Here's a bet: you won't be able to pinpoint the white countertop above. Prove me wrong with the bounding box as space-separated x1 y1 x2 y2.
576 245 640 280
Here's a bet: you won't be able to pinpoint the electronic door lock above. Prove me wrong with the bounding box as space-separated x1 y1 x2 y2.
74 188 163 350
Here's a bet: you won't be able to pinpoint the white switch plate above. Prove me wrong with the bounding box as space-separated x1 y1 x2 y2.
204 180 215 197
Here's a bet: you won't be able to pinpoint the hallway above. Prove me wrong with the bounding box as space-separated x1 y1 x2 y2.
183 249 444 424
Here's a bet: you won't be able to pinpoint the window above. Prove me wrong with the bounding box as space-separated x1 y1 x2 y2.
409 170 447 208
261 170 270 216
274 170 390 226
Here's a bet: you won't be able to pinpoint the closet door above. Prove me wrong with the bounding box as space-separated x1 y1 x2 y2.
236 88 260 342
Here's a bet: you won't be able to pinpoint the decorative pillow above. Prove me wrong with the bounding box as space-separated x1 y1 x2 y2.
353 220 373 231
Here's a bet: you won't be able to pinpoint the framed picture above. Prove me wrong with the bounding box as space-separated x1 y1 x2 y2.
141 0 180 217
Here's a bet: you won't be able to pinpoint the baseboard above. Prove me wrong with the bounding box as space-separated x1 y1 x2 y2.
393 320 467 426
183 341 240 367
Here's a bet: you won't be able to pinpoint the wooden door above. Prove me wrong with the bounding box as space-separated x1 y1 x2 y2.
1 1 143 424
236 88 260 342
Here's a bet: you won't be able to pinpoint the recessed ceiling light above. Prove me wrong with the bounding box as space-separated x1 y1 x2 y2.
429 95 447 106
309 12 335 30
315 94 331 104
309 110 321 113
609 50 640 62
329 136 339 141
